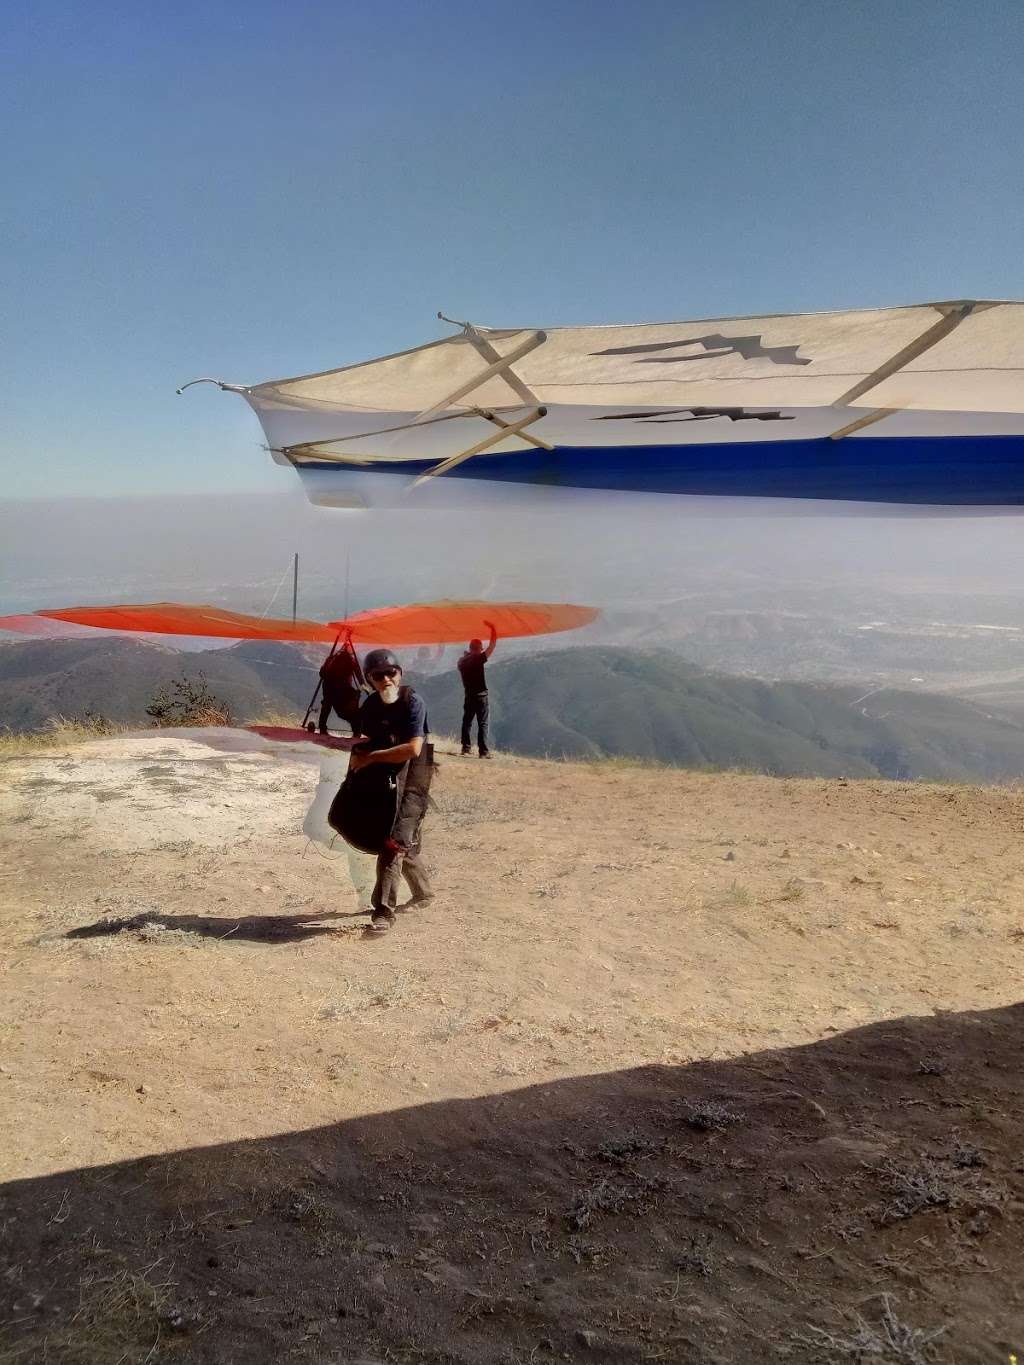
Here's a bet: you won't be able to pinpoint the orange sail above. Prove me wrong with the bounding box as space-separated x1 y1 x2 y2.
35 603 337 643
332 600 598 645
2 599 598 646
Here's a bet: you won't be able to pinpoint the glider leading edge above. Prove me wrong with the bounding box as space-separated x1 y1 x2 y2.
181 300 1024 510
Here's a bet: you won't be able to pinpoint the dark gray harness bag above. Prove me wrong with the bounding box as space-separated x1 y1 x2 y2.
327 688 434 854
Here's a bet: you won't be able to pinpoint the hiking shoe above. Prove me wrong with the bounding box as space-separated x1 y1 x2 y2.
461 747 471 756
479 751 492 759
369 909 395 933
404 894 435 910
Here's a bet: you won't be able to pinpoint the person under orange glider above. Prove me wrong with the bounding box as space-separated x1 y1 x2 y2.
317 637 365 735
457 620 497 758
337 649 434 933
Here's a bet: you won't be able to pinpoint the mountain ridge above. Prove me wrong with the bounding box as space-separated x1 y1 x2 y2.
4 637 1024 782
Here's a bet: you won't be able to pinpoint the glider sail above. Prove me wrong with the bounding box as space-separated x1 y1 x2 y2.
0 600 598 645
333 600 597 645
34 604 338 643
197 300 1024 508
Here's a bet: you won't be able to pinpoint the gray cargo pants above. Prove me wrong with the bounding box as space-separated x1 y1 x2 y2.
370 744 434 912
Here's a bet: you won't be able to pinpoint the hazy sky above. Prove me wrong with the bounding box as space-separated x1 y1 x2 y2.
6 492 1024 629
2 0 1023 500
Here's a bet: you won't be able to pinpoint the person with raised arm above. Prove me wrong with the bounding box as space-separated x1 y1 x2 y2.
457 620 497 758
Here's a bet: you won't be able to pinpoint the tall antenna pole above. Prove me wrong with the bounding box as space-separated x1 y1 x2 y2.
292 552 299 625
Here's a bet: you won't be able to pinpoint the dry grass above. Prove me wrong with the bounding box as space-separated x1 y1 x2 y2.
247 708 307 728
799 1296 947 1363
0 716 126 758
777 877 807 902
318 969 418 1018
2 1254 178 1365
713 880 754 909
2 710 309 760
586 753 764 776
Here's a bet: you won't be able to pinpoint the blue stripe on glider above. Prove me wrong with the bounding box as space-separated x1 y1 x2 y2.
301 434 1024 506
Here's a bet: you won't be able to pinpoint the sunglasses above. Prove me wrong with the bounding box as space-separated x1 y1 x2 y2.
369 667 400 682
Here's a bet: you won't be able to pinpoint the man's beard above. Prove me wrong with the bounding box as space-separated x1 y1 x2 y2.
379 683 400 704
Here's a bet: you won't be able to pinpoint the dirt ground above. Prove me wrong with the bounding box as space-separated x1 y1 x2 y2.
1 731 1023 1362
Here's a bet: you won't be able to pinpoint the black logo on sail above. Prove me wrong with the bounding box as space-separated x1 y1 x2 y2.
593 333 812 367
595 407 794 424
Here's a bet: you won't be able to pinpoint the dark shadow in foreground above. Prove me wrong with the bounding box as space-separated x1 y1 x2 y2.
65 909 370 944
2 1003 1022 1364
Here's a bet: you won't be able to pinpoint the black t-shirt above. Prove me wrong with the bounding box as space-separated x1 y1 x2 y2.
458 651 487 694
358 688 429 755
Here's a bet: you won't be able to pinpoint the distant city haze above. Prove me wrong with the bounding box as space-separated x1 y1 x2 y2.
6 490 1024 607
4 492 1024 693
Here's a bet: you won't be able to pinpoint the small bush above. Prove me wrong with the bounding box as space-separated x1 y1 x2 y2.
146 673 232 727
674 1233 716 1277
684 1100 743 1132
799 1295 945 1362
878 1158 954 1222
59 709 115 736
716 881 753 909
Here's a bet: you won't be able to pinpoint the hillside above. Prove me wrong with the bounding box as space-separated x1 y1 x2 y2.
0 636 322 731
419 647 1024 781
1 732 1022 1362
7 637 1024 783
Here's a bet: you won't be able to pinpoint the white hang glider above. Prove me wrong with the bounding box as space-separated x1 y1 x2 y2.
181 300 1024 509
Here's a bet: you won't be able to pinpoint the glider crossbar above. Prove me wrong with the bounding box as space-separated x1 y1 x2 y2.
452 322 546 411
411 407 549 488
832 300 977 409
278 404 552 471
278 409 508 462
412 328 547 425
470 406 555 453
828 408 899 441
827 301 979 439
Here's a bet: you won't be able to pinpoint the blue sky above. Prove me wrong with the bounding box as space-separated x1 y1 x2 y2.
2 0 1022 499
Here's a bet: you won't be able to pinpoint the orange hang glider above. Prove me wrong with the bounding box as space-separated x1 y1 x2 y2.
0 599 598 645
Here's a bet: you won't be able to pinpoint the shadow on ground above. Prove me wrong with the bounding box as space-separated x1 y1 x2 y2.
65 909 370 944
2 1004 1022 1364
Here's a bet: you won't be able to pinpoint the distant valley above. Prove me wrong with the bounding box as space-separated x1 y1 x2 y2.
583 583 1024 693
5 636 1024 783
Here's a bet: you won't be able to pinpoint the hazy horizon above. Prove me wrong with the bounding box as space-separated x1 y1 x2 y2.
5 491 1024 649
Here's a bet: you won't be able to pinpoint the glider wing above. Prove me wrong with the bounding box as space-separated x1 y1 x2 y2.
31 603 337 643
203 300 1024 508
330 600 599 645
